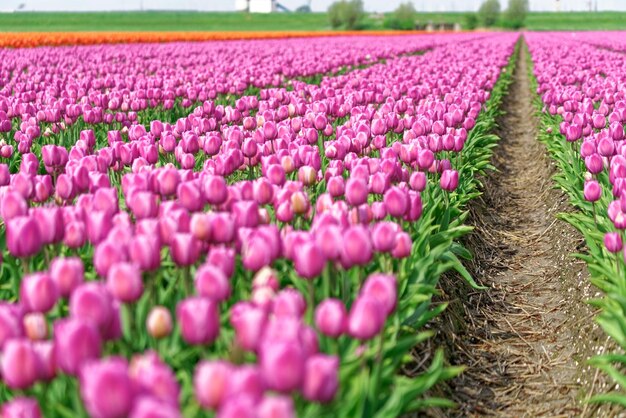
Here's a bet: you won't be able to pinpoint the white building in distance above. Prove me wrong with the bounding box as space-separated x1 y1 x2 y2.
235 0 277 13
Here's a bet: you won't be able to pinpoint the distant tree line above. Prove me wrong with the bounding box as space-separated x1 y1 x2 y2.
467 0 529 29
327 0 529 31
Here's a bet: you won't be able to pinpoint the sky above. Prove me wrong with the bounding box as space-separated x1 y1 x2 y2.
2 0 626 13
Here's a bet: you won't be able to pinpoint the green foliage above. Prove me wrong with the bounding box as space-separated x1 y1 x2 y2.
477 0 501 27
327 0 365 30
383 2 417 31
463 13 479 30
502 0 529 29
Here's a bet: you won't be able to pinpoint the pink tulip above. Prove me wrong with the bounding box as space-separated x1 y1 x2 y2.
50 257 84 297
202 175 228 205
54 318 102 375
129 351 180 405
0 190 28 220
20 273 59 313
195 263 231 302
258 396 295 418
107 262 143 303
6 215 42 258
440 169 459 192
2 397 42 418
129 234 161 271
207 245 236 278
391 231 412 258
303 354 340 403
94 239 127 277
348 295 385 340
224 365 265 403
69 283 115 334
80 357 134 418
315 298 347 337
362 273 397 315
583 180 602 202
260 341 305 392
176 297 220 345
32 340 56 381
341 225 373 267
231 303 267 352
129 397 182 418
170 233 201 267
294 241 326 279
1 339 40 389
0 303 24 348
383 186 408 217
194 360 233 410
345 177 369 206
604 232 623 253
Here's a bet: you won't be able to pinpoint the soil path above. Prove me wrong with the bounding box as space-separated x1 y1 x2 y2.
437 38 618 417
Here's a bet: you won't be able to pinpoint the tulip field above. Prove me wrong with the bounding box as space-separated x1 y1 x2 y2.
0 29 626 417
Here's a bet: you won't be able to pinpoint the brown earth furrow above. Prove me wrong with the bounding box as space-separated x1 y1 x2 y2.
430 38 620 417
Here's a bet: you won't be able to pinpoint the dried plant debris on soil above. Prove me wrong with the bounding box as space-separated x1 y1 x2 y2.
421 43 622 417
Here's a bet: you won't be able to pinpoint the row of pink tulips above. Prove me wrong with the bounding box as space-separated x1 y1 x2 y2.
0 33 517 416
527 32 626 406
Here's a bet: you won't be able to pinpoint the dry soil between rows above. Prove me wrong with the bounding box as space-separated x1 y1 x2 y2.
431 39 621 417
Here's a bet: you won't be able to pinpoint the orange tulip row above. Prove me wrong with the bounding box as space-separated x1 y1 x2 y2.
0 30 460 48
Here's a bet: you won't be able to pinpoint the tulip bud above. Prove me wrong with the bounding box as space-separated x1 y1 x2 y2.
146 306 173 339
209 212 235 244
409 171 427 192
23 312 48 341
371 221 398 253
242 237 272 272
1 191 28 220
